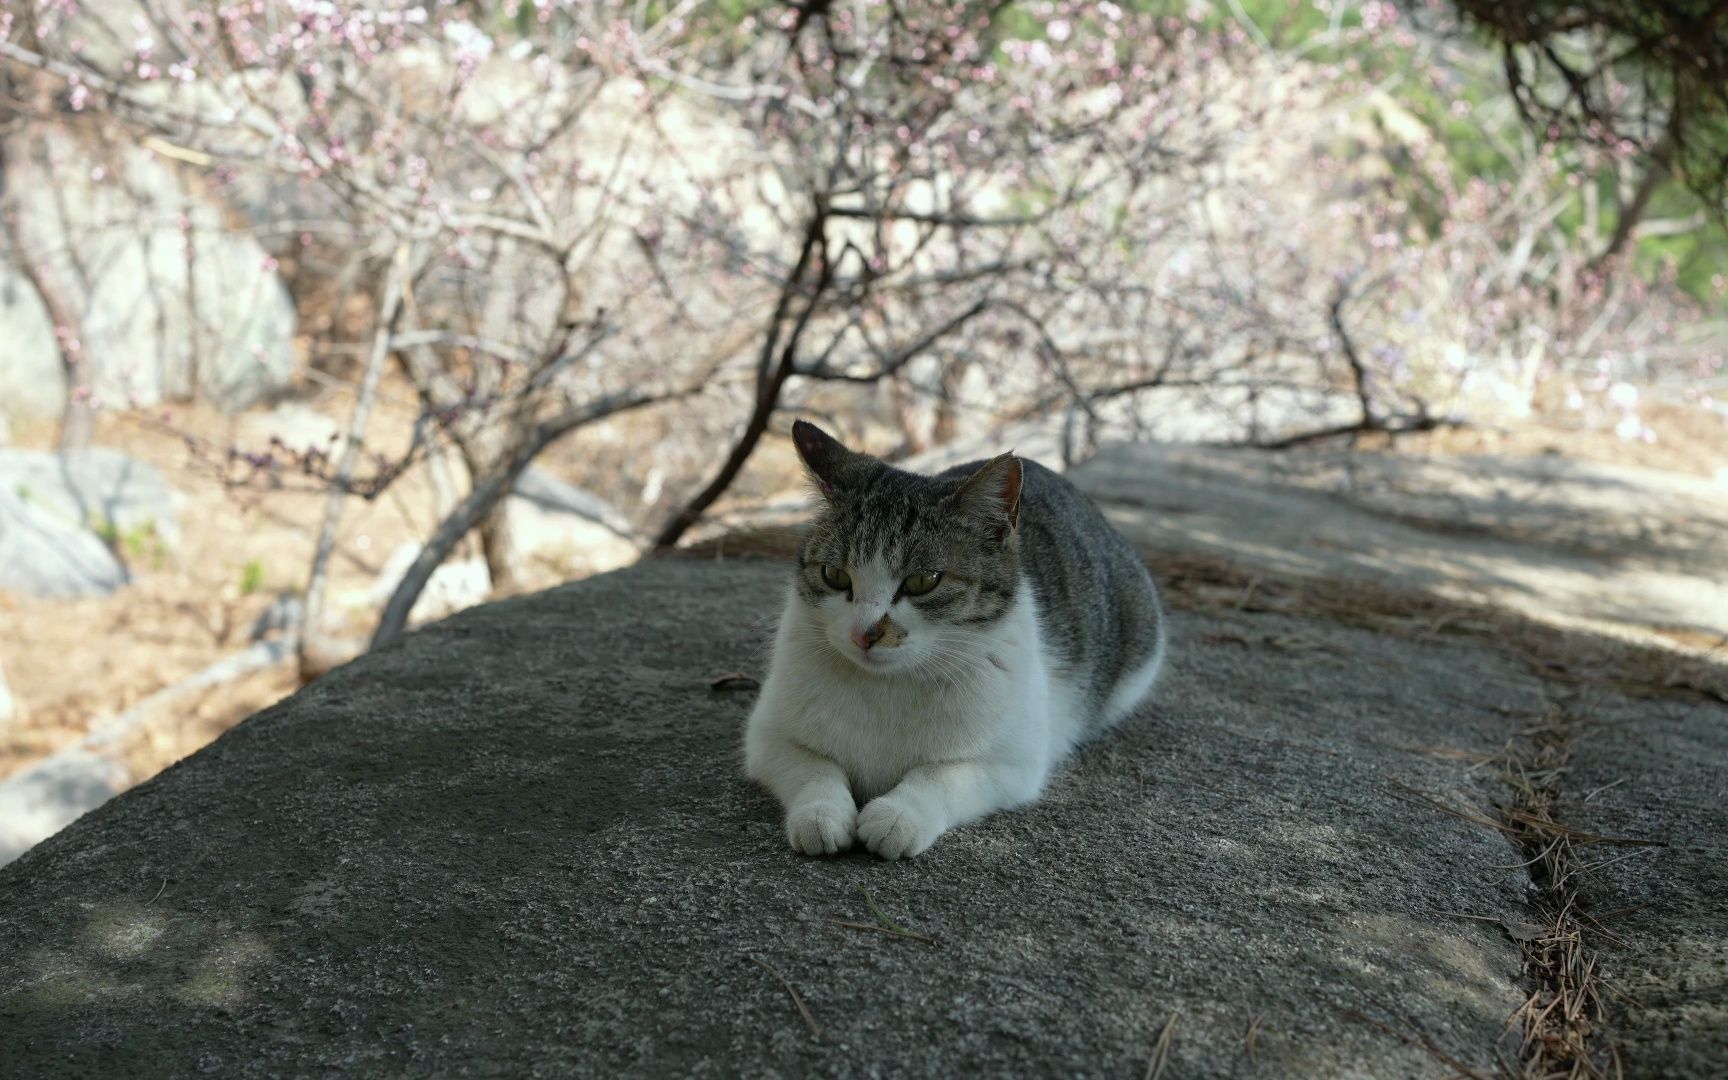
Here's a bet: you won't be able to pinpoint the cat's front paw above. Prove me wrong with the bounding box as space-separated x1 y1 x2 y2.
786 799 856 856
857 795 943 860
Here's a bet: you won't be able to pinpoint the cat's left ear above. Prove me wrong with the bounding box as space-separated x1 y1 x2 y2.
951 453 1022 541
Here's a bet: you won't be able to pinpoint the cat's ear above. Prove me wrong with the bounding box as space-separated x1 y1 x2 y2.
951 453 1022 541
791 419 859 499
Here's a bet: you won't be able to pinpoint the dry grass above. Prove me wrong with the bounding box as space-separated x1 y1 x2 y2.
1143 1010 1179 1080
829 884 941 946
1398 703 1659 1079
1492 703 1641 1080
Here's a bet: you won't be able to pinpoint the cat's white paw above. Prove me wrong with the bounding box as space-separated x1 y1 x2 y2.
857 795 943 860
786 799 856 856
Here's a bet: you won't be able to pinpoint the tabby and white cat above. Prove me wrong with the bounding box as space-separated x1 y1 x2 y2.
744 421 1166 859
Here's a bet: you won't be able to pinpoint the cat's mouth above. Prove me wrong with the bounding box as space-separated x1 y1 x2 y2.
847 644 905 673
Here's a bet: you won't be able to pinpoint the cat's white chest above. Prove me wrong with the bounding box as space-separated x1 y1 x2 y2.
752 586 1073 801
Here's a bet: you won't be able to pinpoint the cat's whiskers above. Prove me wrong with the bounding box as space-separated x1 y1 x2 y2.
911 635 992 695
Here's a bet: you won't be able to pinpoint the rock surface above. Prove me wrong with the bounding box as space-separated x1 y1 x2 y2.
12 557 1712 1077
0 258 65 430
0 447 182 550
1566 694 1728 1078
1077 444 1728 644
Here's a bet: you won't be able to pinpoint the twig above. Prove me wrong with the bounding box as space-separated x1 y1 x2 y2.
828 919 939 945
301 244 411 678
1144 1010 1179 1080
748 956 820 1039
856 885 937 944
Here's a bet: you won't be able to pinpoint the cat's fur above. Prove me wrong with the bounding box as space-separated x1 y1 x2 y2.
744 420 1166 859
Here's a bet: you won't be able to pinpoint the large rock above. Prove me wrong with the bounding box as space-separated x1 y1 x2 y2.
0 258 65 430
0 559 1588 1076
0 487 127 599
0 749 126 867
1566 696 1728 1077
0 447 182 551
1076 444 1728 644
2 125 297 416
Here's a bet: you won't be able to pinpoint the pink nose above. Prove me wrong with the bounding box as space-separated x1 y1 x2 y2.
851 624 884 650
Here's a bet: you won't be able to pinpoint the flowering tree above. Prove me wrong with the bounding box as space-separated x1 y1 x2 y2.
1442 0 1728 219
1 0 1720 668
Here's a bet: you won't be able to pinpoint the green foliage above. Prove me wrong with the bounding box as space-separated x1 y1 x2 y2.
89 516 169 570
89 514 119 546
1140 0 1727 304
240 559 266 596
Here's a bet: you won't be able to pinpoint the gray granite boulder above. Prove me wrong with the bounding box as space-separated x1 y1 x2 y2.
0 447 181 551
0 487 127 599
2 125 296 416
0 749 126 867
0 258 65 431
0 559 1573 1076
0 447 181 598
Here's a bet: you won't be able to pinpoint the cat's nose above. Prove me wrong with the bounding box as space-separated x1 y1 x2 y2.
851 624 884 650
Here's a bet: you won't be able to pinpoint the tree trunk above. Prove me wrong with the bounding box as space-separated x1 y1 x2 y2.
370 387 668 652
452 429 522 593
0 145 92 450
932 360 968 445
298 248 408 683
651 209 830 551
1590 132 1674 270
477 501 520 593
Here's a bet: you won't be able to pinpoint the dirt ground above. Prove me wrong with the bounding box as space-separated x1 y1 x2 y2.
2 381 1724 797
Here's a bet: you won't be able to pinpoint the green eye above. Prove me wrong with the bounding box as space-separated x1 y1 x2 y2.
902 571 942 596
821 565 852 591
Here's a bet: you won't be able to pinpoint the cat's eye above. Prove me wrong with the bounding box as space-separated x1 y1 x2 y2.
902 571 943 596
821 565 852 591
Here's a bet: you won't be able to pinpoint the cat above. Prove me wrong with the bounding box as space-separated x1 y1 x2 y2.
744 420 1167 860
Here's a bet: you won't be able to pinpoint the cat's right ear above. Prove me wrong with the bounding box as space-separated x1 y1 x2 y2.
951 452 1023 542
792 420 854 500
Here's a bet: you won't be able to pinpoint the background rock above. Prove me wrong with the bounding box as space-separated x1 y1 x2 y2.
508 468 639 578
2 126 297 417
0 258 65 430
0 748 126 866
0 487 127 599
0 447 182 552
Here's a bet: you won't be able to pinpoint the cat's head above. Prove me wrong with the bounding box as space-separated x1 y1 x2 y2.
789 420 1023 677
